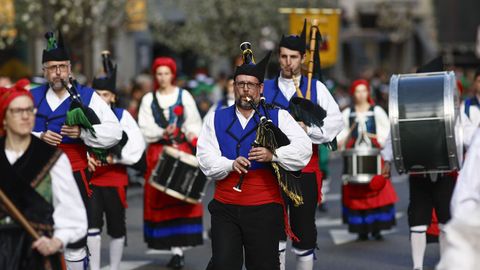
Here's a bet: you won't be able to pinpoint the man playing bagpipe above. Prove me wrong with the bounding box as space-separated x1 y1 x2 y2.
0 81 87 269
197 45 312 270
30 31 122 269
87 51 146 270
262 20 343 270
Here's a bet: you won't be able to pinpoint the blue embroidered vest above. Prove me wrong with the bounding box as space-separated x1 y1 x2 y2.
263 76 319 111
31 84 95 144
214 105 279 170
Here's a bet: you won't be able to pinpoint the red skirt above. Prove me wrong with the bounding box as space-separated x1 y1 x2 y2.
143 142 203 249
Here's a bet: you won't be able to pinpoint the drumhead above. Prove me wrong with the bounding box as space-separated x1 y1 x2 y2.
389 71 461 173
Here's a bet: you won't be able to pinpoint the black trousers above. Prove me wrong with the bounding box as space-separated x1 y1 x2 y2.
208 199 283 270
408 174 456 226
88 185 126 238
281 172 318 250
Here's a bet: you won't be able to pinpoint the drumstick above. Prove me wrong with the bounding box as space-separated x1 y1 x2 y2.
0 187 67 270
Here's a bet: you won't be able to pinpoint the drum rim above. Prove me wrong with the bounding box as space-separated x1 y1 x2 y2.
389 71 460 174
149 181 201 204
163 146 199 167
342 174 375 184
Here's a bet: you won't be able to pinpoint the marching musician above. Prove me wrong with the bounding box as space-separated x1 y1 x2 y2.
262 21 343 270
30 31 122 269
461 67 480 127
0 82 87 269
138 57 203 269
337 79 398 240
381 58 466 270
86 52 146 270
197 49 312 270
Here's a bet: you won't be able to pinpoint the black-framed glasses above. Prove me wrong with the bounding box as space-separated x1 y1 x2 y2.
234 81 261 89
8 107 36 117
43 64 70 73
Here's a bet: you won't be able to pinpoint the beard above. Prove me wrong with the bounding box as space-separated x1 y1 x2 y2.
49 79 64 92
235 96 254 110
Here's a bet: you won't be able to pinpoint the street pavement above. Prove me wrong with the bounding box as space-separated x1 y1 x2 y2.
98 153 441 270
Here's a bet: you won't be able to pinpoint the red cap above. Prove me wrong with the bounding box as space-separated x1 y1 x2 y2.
350 79 374 105
0 79 33 135
151 57 177 90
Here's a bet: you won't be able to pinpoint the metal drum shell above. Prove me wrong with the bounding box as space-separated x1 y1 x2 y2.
342 148 382 184
149 146 208 204
389 71 461 174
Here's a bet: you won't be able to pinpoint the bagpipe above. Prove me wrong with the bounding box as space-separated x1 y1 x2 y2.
61 78 114 163
233 42 304 206
290 19 337 151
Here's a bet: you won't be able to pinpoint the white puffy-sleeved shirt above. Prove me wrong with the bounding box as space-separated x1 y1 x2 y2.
32 88 123 148
277 75 344 144
4 151 87 251
138 88 202 144
196 107 313 180
450 128 480 218
337 105 390 150
114 110 146 165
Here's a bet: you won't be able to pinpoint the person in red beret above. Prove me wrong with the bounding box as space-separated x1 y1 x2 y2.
0 81 87 269
337 79 398 241
138 57 203 269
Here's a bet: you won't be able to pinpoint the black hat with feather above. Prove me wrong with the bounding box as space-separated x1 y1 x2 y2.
279 19 307 55
92 51 117 94
42 31 70 63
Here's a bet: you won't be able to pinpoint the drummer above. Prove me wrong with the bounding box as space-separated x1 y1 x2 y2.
381 57 464 270
337 79 398 240
138 57 203 269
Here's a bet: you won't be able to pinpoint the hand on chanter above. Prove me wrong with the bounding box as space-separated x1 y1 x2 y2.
232 156 251 174
61 125 81 139
40 130 62 146
248 147 273 163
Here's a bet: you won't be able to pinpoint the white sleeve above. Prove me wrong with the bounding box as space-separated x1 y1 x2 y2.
274 109 313 171
181 90 203 137
381 131 394 162
196 112 234 180
52 153 87 247
451 129 480 218
374 106 391 147
138 93 165 143
115 111 146 165
80 93 123 148
335 108 351 150
460 111 476 149
306 81 344 144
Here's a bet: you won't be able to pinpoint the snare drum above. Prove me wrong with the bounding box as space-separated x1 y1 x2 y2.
342 148 382 184
389 71 462 174
149 146 208 204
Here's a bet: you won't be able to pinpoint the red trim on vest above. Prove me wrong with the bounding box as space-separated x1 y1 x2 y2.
58 143 88 171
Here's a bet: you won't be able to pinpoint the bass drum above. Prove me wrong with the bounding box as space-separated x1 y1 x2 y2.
389 71 462 174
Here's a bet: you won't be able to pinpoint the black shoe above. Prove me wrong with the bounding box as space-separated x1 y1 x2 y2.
357 233 369 241
167 255 185 269
372 231 383 241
